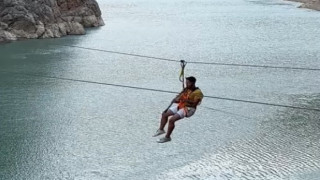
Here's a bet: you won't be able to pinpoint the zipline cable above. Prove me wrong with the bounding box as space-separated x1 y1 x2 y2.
62 45 180 62
61 45 320 71
2 71 320 112
202 106 256 120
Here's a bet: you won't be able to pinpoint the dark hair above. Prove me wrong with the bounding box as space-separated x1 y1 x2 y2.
186 76 196 83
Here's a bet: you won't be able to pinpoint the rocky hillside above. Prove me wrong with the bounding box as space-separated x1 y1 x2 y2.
288 0 320 11
0 0 104 42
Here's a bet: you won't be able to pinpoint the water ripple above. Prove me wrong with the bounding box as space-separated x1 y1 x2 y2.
157 95 320 180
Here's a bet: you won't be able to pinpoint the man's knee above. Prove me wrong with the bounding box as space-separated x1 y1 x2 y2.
168 119 175 126
169 115 181 124
162 110 173 117
162 112 168 118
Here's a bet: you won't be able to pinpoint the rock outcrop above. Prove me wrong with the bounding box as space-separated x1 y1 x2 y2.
288 0 320 11
0 0 104 42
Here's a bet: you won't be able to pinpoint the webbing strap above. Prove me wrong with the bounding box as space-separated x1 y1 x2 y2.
179 60 187 89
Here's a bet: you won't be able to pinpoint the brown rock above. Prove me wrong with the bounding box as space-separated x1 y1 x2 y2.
0 0 104 42
288 0 320 11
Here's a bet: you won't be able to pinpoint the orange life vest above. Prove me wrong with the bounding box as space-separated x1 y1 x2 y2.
178 89 191 110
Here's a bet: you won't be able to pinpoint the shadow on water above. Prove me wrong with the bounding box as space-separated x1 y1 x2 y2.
157 94 320 180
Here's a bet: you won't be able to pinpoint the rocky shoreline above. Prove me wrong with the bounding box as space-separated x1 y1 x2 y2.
0 0 104 42
0 0 318 43
287 0 320 11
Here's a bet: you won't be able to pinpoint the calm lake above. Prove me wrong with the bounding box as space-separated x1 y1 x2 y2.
1 0 320 179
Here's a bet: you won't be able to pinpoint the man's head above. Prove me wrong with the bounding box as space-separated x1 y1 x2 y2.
186 76 196 89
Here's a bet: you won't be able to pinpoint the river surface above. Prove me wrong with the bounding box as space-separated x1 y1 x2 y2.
1 0 320 179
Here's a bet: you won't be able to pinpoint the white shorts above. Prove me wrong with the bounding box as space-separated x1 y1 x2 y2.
169 104 196 118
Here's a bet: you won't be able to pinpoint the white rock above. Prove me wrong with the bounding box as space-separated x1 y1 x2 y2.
67 22 85 35
82 15 97 27
41 28 54 38
0 30 17 41
58 22 67 36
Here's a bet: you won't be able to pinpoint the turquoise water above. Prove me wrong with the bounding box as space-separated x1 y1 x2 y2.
1 0 320 179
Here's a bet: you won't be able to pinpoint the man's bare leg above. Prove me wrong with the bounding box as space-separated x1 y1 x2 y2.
165 114 182 138
159 110 174 130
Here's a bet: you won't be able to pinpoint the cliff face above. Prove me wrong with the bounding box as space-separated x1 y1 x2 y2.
0 0 105 42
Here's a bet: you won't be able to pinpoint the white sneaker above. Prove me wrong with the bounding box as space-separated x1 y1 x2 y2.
157 137 171 143
152 129 165 137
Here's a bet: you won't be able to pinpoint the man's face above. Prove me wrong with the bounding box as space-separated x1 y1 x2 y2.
186 80 194 89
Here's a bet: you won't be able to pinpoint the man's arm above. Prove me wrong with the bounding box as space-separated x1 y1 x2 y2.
163 90 185 113
184 98 201 108
171 89 186 103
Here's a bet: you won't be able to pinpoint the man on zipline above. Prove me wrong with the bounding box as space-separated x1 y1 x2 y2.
153 76 204 143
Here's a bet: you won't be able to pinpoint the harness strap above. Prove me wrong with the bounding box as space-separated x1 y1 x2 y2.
177 87 199 110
